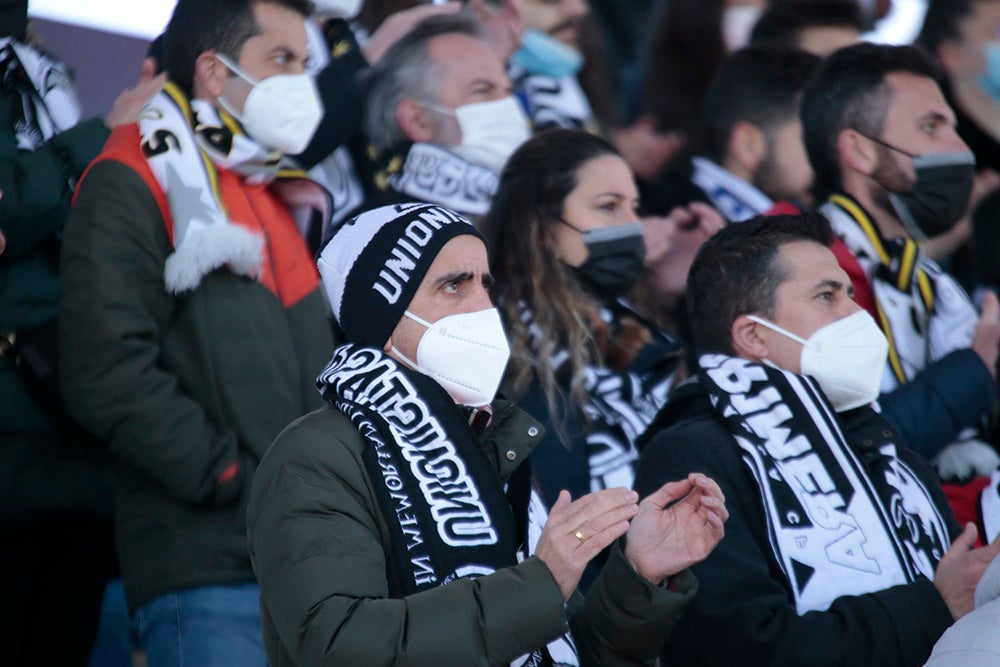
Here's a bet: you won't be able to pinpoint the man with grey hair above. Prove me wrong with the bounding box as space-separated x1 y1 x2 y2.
360 13 531 221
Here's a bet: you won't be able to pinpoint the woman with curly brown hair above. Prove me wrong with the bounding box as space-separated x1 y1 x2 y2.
484 130 684 587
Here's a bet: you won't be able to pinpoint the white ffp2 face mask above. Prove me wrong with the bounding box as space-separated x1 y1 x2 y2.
747 310 889 412
391 307 511 407
216 54 323 155
427 96 531 173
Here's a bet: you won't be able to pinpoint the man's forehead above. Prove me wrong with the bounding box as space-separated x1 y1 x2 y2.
778 239 844 283
883 72 953 122
429 33 506 81
247 2 308 48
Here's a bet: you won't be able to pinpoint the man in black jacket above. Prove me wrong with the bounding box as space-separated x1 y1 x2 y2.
636 212 1000 666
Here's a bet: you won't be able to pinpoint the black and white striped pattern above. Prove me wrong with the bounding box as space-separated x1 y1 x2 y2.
700 353 950 614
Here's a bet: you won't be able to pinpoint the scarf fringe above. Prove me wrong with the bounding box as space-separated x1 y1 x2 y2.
163 223 263 295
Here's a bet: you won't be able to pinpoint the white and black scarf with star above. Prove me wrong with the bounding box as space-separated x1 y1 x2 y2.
138 82 331 294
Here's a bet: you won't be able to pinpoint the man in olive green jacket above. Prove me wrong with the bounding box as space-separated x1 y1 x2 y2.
248 202 728 666
59 1 334 664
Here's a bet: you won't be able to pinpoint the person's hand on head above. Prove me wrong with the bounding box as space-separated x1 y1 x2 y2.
362 2 462 65
465 0 524 63
104 65 167 129
934 522 1000 619
610 116 685 182
642 203 724 304
971 291 1000 379
534 487 640 600
623 473 727 585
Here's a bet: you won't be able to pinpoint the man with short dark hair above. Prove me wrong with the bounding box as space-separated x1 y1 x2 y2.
801 42 1000 476
749 0 863 56
637 213 1000 666
693 45 820 222
59 0 334 664
248 201 729 665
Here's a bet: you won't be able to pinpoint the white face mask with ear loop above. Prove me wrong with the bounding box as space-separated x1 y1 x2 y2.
215 53 323 155
422 96 531 173
746 310 889 412
391 307 512 408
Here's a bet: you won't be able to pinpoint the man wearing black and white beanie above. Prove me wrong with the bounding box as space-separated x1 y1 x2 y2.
247 201 729 666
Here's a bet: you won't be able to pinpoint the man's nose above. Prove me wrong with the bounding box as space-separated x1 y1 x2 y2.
471 282 495 311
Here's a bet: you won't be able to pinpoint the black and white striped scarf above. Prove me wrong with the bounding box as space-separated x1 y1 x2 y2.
699 353 951 614
525 299 680 495
0 37 80 152
511 68 597 134
318 344 578 666
820 194 977 388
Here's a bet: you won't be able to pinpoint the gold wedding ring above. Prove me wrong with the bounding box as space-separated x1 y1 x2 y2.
573 529 587 543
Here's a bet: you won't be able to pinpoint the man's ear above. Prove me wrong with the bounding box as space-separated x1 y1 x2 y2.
838 128 879 177
396 99 436 144
194 51 228 100
729 122 767 173
731 315 770 361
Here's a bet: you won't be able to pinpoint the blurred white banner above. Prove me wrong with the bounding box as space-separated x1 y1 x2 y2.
28 0 176 39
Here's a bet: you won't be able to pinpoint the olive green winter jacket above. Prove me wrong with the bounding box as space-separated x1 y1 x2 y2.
59 148 334 609
248 398 697 667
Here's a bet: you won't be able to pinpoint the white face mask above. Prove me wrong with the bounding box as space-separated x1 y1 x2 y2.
216 54 323 155
747 310 889 412
312 0 364 18
426 96 531 173
391 307 511 407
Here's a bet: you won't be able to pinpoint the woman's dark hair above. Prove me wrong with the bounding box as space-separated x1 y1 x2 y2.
484 129 622 416
639 0 727 149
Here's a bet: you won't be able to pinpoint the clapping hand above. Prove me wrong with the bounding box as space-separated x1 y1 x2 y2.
535 487 640 601
624 473 727 585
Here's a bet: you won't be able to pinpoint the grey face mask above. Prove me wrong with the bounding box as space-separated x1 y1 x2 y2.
866 136 976 240
561 220 647 297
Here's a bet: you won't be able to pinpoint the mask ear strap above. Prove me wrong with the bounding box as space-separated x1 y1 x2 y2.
390 346 421 373
745 314 809 346
215 53 259 86
403 310 433 329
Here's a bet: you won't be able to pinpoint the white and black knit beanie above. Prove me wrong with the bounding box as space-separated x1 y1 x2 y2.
317 202 485 348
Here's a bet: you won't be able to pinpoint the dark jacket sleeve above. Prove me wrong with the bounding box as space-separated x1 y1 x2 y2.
635 414 955 667
0 111 108 258
879 349 996 458
58 160 245 507
572 542 697 666
294 37 367 170
248 412 570 667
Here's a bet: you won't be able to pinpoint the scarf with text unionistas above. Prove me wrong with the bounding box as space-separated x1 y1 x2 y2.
317 344 577 666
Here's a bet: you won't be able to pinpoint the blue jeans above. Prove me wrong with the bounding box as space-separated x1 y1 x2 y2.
133 582 268 667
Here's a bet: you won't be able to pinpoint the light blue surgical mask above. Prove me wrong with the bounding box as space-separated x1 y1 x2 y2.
979 41 1000 101
511 28 584 79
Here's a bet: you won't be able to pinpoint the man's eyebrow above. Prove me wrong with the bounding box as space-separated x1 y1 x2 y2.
813 279 845 292
919 111 951 126
464 77 497 91
432 271 473 288
269 44 306 61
